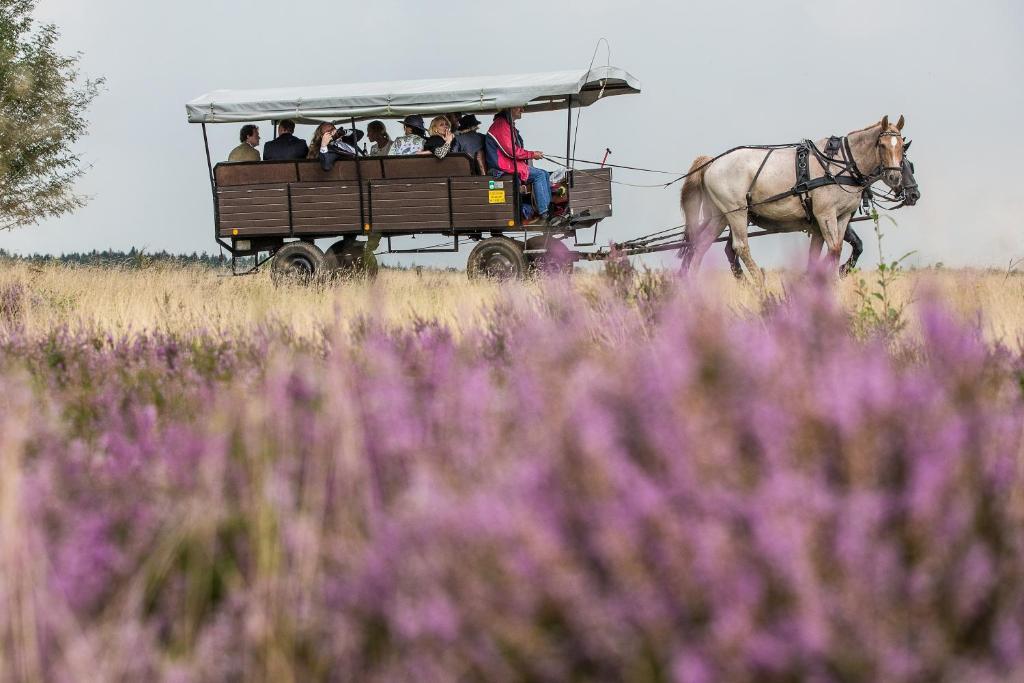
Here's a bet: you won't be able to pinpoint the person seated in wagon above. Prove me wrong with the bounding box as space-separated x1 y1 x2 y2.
389 115 428 155
486 106 555 225
307 122 360 171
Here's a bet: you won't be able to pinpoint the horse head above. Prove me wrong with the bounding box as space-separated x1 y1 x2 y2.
877 115 906 190
899 154 920 206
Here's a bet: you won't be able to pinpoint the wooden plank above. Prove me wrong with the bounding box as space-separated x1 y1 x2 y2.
372 198 448 209
292 208 361 218
451 196 514 208
218 202 288 216
219 219 290 231
294 218 362 228
370 180 447 191
217 189 288 201
218 210 290 223
290 184 362 194
290 199 363 210
372 211 448 223
292 196 364 206
217 182 289 191
219 194 288 206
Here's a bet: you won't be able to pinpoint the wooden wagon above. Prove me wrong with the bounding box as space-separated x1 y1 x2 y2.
185 67 641 279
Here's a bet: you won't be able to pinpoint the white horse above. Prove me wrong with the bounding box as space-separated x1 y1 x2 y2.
680 116 907 285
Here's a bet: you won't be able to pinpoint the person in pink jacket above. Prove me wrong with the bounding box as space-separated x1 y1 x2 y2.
486 107 554 224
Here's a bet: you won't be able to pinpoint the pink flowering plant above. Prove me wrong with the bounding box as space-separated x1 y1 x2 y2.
0 276 1022 682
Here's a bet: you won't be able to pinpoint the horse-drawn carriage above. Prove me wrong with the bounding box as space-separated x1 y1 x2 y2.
186 67 918 281
186 68 641 280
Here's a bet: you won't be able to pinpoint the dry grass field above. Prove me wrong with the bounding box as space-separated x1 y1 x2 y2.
2 260 1024 345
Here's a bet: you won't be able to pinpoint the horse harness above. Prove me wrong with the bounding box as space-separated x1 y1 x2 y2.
744 133 898 223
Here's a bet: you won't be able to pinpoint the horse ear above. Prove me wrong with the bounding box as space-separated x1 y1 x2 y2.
904 139 912 151
896 115 905 131
881 115 889 131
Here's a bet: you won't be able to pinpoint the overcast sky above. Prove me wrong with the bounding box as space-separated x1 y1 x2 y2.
3 0 1022 270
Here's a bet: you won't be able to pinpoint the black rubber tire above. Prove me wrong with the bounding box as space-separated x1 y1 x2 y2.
525 236 574 275
324 239 379 279
270 242 324 286
467 237 527 280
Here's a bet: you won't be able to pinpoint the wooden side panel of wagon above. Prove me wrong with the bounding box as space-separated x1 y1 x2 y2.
569 168 613 222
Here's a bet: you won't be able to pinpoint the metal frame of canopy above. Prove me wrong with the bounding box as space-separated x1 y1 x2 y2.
187 67 641 274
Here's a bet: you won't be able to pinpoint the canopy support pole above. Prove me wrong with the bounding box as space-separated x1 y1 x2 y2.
352 116 367 235
565 98 573 188
510 111 521 230
201 123 220 242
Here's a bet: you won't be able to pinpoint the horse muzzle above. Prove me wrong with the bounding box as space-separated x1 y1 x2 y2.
903 185 921 206
883 168 903 189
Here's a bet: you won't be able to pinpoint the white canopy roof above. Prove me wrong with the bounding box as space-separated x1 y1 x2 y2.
185 67 640 124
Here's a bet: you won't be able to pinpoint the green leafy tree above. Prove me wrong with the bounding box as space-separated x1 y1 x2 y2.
0 0 102 229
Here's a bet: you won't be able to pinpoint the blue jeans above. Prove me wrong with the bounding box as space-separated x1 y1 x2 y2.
527 166 551 216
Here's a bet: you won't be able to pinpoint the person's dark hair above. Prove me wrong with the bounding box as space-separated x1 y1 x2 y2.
239 124 258 143
278 119 295 134
367 120 387 137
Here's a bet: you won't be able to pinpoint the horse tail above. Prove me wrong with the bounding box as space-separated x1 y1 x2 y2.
680 156 714 271
681 155 712 231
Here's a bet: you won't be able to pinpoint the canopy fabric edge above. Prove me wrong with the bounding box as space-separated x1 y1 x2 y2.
185 67 640 124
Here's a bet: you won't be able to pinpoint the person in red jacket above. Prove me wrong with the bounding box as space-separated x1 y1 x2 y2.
486 106 554 225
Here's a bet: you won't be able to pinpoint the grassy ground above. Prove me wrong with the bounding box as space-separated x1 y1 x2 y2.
2 260 1024 345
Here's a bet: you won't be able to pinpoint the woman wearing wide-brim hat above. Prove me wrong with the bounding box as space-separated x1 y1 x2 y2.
389 114 428 155
455 114 487 174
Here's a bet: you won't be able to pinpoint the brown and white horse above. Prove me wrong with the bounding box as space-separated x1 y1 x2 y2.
680 116 907 285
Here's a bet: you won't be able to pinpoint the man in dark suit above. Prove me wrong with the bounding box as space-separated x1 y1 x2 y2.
263 119 309 160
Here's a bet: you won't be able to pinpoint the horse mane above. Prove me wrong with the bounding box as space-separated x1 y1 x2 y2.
848 120 884 135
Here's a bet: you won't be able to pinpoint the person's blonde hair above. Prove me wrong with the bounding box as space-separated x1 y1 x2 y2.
428 116 450 137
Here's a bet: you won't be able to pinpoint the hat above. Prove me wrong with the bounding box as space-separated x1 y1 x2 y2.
339 127 365 144
457 114 482 131
401 114 426 135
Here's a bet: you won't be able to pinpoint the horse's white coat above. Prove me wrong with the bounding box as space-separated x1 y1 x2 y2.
681 117 906 286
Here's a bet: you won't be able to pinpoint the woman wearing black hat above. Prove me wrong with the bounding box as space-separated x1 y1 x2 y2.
389 115 428 156
455 114 486 174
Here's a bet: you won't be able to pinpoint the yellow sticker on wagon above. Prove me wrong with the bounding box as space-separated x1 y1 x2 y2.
488 190 506 204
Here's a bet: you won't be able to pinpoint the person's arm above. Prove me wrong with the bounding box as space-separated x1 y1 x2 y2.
475 150 486 175
432 139 453 159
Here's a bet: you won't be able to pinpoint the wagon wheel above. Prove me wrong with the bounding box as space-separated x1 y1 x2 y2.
324 239 379 279
525 236 574 275
467 237 527 280
270 242 324 286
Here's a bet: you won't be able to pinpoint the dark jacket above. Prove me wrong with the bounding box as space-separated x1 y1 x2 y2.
263 133 309 161
319 140 358 171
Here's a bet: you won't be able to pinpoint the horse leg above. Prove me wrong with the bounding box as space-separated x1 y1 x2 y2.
727 215 765 290
807 232 824 271
839 226 863 277
724 235 744 279
814 209 844 272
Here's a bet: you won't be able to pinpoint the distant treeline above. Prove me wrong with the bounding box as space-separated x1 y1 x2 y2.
0 248 227 268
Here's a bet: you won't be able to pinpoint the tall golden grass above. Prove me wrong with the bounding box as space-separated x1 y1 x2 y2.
1 261 1023 345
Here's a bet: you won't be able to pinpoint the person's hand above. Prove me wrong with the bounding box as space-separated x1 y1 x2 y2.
443 131 454 144
533 151 544 160
321 131 333 146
